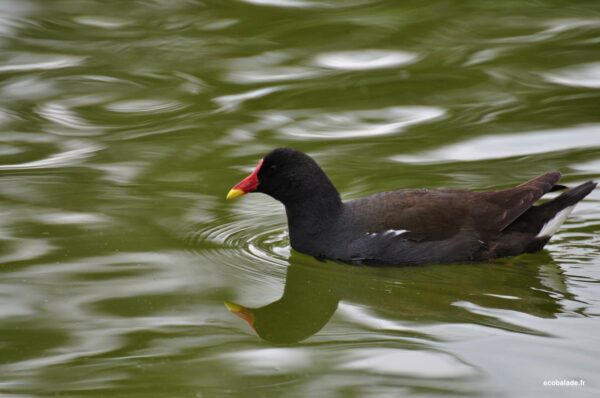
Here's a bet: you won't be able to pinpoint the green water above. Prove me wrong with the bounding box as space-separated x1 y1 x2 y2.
1 0 600 396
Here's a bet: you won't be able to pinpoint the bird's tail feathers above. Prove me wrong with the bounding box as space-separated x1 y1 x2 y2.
534 180 596 239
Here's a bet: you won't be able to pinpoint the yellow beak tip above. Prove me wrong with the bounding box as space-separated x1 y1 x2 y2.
224 301 243 312
226 188 245 201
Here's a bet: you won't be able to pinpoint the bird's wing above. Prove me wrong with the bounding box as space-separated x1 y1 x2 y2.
347 229 483 265
347 172 562 241
473 171 561 232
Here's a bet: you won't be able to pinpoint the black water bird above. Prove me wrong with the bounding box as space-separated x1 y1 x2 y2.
227 148 596 266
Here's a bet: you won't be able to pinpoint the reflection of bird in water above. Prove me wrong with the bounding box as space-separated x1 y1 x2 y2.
225 258 339 344
226 253 570 344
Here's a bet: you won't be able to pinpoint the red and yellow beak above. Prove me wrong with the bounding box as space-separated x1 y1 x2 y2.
224 301 256 331
226 159 264 200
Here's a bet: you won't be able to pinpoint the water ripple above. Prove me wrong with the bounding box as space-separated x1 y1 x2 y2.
105 99 184 113
0 238 55 264
213 86 286 112
0 140 102 170
392 124 600 163
189 216 290 273
72 16 130 29
0 251 214 380
313 50 419 71
227 65 325 84
1 76 57 100
220 348 312 375
35 211 111 226
241 0 327 8
543 62 600 89
341 348 476 378
0 54 85 73
247 106 446 140
37 101 100 134
239 0 373 9
225 51 330 84
184 198 290 280
491 18 600 44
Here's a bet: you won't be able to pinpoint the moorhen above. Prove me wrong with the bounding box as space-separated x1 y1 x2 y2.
226 148 596 265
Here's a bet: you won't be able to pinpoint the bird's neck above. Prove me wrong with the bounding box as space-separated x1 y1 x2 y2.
284 187 343 252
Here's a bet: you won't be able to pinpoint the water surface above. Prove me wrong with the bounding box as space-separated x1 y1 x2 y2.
1 0 599 397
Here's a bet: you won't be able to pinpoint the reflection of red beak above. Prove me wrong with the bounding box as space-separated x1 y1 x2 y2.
226 159 264 200
224 301 256 331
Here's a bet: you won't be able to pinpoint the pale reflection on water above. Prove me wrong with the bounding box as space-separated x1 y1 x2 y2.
0 54 85 73
392 124 600 163
313 50 419 71
544 62 600 89
234 106 445 140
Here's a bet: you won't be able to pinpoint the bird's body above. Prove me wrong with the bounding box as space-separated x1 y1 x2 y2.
227 148 596 266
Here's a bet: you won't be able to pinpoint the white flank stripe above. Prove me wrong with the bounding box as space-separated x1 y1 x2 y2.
536 206 575 238
366 229 409 238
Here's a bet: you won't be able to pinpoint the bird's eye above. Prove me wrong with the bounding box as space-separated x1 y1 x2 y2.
270 164 277 171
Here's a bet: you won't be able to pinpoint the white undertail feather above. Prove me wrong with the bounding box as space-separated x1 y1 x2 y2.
536 206 575 238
